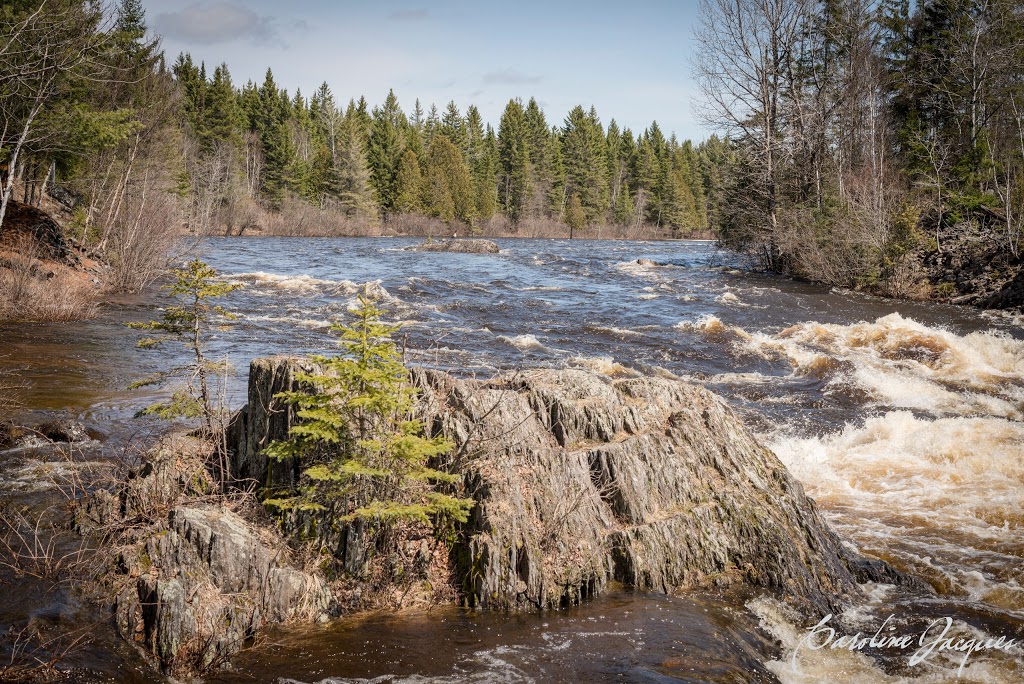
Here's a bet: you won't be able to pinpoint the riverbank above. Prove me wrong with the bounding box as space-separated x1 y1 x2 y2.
890 218 1024 310
0 201 106 322
758 212 1024 312
204 197 713 241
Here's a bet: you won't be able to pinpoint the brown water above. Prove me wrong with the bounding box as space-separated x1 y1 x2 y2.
1 237 1022 683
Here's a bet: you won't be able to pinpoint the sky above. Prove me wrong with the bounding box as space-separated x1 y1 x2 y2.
140 0 709 142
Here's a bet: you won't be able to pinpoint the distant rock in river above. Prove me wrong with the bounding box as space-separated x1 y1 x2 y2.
407 238 500 254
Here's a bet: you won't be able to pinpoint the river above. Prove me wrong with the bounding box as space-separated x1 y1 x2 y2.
1 236 1022 683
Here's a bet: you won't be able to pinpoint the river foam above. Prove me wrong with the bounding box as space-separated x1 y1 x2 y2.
683 312 1024 419
221 272 398 303
749 594 1022 684
769 412 1024 609
745 316 1024 609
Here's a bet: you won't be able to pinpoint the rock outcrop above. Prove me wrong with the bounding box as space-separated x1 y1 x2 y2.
79 436 332 679
1 200 80 265
230 357 906 616
407 238 500 254
225 356 313 491
0 418 96 450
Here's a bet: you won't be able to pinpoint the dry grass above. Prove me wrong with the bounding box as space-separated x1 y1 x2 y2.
212 196 380 237
0 236 99 322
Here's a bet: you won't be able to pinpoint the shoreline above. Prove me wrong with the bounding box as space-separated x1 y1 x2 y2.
196 232 718 243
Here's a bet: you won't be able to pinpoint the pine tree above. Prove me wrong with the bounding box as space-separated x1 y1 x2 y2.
439 100 468 154
350 96 373 146
523 98 555 217
422 137 474 223
466 108 497 222
173 53 205 133
313 82 343 164
395 149 423 213
201 64 240 149
634 132 660 222
263 293 473 532
254 69 292 208
565 193 586 238
336 116 376 218
497 99 531 223
113 0 159 74
423 104 440 146
127 259 241 436
547 128 566 218
560 105 608 222
411 98 425 131
367 89 406 214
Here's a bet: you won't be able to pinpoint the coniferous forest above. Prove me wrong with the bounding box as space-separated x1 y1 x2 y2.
2 0 1024 310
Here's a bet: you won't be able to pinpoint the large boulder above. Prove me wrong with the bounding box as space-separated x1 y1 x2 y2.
230 358 907 616
79 436 332 679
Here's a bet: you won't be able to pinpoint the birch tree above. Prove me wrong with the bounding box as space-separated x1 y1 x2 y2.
695 0 810 267
0 1 107 230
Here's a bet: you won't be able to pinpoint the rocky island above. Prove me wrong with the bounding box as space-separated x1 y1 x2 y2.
406 239 501 254
72 356 910 679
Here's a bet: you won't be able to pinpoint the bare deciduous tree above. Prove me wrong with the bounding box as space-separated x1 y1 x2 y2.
0 1 109 231
695 0 810 268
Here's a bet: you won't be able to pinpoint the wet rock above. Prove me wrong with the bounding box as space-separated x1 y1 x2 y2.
0 419 95 451
115 506 332 678
231 358 909 617
0 422 26 449
419 368 908 613
34 419 91 443
408 238 500 254
80 435 332 679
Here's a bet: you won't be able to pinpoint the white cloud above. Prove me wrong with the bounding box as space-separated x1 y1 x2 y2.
155 2 279 46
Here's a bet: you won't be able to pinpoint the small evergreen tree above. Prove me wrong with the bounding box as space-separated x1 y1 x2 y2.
263 293 472 538
128 258 241 435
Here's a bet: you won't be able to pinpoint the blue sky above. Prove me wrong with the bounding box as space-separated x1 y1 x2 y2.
141 1 707 141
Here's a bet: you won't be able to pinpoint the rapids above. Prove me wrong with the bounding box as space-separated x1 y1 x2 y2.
1 236 1021 683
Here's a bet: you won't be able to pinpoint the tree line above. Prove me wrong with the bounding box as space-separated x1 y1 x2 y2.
171 59 716 238
7 0 1020 296
696 0 1024 291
